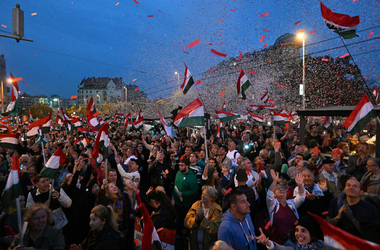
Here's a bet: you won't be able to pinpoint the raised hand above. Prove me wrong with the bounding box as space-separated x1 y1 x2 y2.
270 169 278 183
295 172 304 186
318 178 327 192
254 228 270 246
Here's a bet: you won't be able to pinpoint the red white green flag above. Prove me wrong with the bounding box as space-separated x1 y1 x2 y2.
174 98 204 128
1 155 23 214
248 112 265 124
158 111 176 138
271 110 292 126
180 63 195 94
92 123 109 164
216 120 222 138
320 2 360 39
343 94 377 135
27 113 51 137
215 110 240 122
134 109 143 129
236 70 251 100
40 146 67 179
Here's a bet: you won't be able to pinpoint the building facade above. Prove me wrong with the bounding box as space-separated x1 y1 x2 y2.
19 93 76 112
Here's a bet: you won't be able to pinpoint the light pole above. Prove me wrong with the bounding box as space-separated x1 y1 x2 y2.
297 32 306 110
97 94 100 107
174 71 180 86
84 98 87 107
124 86 128 113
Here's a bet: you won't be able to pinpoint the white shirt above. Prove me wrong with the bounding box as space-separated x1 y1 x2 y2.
227 150 240 164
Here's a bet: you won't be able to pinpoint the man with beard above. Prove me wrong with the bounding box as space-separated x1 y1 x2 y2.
347 142 370 181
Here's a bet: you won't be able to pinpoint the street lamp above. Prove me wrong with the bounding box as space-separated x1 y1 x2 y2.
97 94 100 107
84 98 87 106
124 86 128 113
174 71 180 86
297 32 306 110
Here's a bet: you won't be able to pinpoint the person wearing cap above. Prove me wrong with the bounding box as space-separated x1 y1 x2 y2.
331 148 347 175
255 215 339 250
317 159 341 197
216 145 232 171
115 156 141 189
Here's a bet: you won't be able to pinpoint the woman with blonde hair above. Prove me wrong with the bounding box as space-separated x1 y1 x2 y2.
8 204 64 250
70 205 121 250
185 186 223 250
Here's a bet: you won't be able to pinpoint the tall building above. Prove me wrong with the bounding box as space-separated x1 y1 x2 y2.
77 77 147 107
18 93 76 112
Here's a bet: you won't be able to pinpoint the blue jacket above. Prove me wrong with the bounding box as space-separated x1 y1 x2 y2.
218 209 257 250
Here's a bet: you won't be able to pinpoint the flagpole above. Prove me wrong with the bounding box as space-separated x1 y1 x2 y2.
105 158 108 181
203 126 209 162
42 146 46 165
15 197 23 248
338 35 376 105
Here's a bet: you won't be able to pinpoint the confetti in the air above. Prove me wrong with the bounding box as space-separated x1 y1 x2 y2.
322 58 329 62
24 84 27 86
31 13 37 16
115 2 119 6
230 9 235 12
220 89 225 97
264 221 271 230
12 77 23 82
260 35 265 43
225 188 232 194
182 46 185 50
299 29 305 33
277 84 285 88
263 29 270 32
158 10 163 13
238 51 242 61
188 39 200 48
237 66 242 71
135 87 139 91
248 70 255 74
322 211 329 215
268 58 272 63
211 49 227 57
219 20 224 25
369 32 374 38
340 53 350 59
310 30 317 34
258 12 269 17
263 43 268 47
294 21 301 25
134 0 139 4
148 15 153 17
70 96 77 99
195 80 202 85
1 24 7 28
132 79 137 81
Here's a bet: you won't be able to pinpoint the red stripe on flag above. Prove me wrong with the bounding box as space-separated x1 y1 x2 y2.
188 39 200 48
220 89 225 97
211 49 227 57
320 2 360 28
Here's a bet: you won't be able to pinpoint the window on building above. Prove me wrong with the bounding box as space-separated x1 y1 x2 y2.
90 91 92 93
86 91 88 93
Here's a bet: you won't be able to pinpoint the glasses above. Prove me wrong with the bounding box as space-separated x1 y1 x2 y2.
367 164 377 167
276 186 286 191
358 146 367 149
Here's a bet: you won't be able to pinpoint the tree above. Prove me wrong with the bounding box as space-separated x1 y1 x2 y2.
65 105 86 117
29 103 53 119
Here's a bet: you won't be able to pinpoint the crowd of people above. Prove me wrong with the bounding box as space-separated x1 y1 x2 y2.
0 117 379 250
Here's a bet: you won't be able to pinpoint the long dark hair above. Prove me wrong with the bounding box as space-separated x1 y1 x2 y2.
147 190 176 220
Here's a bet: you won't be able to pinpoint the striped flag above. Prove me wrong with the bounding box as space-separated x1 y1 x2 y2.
125 113 131 131
134 109 144 129
261 90 269 103
343 94 377 135
33 129 47 147
2 87 18 116
322 116 333 129
173 98 204 128
215 110 240 122
92 123 109 164
216 120 222 137
221 102 226 111
75 138 89 148
236 70 251 100
271 110 292 126
321 2 360 39
180 63 195 94
40 146 67 179
1 155 23 214
27 113 51 137
248 112 266 124
158 111 176 138
0 133 19 150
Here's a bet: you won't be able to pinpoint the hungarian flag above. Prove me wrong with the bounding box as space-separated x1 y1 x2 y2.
125 113 131 131
134 109 143 129
40 146 67 179
77 127 93 136
103 114 109 121
27 113 51 137
261 90 269 103
180 63 195 94
75 138 89 148
311 213 380 250
114 110 123 119
248 112 266 124
9 73 20 99
322 116 333 129
373 86 378 104
215 110 240 122
216 120 222 138
343 94 377 135
92 123 109 164
87 111 100 132
86 97 96 118
221 102 226 111
158 111 176 138
1 155 23 214
321 2 360 39
0 133 19 150
250 104 277 110
2 87 18 116
173 98 204 128
272 110 292 126
236 70 251 100
33 129 47 147
70 117 82 128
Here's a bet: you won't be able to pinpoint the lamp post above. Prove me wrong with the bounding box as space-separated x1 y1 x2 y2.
298 32 306 110
174 71 180 86
84 98 87 106
97 94 100 107
124 86 128 113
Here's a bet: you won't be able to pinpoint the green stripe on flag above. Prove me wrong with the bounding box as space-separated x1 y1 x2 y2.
178 116 204 128
0 142 19 150
349 110 377 135
183 77 195 94
1 184 23 214
336 30 359 39
241 81 251 100
220 115 240 122
40 167 59 179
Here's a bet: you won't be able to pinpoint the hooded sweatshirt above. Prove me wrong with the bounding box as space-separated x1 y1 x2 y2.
218 209 257 250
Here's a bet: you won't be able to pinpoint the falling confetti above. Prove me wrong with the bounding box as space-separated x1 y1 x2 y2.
182 46 185 50
219 20 224 25
322 211 329 215
134 0 139 3
369 32 374 38
248 70 255 74
31 13 37 16
230 9 235 12
1 24 7 28
238 51 242 61
115 2 119 6
218 32 223 37
264 221 271 230
11 77 23 82
299 29 305 33
132 79 137 81
158 10 163 13
263 29 270 32
148 15 153 17
220 89 225 97
322 58 329 62
260 35 265 42
135 87 139 91
263 43 268 47
310 30 317 34
294 21 301 25
340 53 350 58
195 80 201 85
268 58 272 63
277 84 285 88
237 66 242 71
211 49 227 57
281 43 289 45
258 12 269 17
24 84 27 86
188 39 200 48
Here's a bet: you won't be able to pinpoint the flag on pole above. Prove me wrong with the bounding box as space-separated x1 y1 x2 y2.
248 113 266 124
86 97 96 118
40 146 67 179
236 70 251 100
271 110 292 126
75 138 89 148
87 111 100 132
173 98 204 128
373 86 378 104
343 94 377 135
125 113 131 131
33 129 48 147
92 123 109 164
2 87 18 116
158 111 176 138
27 113 51 137
322 116 333 129
215 110 240 122
114 110 124 119
134 109 143 129
1 155 23 214
216 120 222 137
9 73 20 100
320 2 360 39
180 63 195 94
0 133 19 150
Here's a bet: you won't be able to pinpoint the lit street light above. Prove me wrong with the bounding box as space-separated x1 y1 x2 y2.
174 71 180 86
124 86 128 113
97 94 100 107
298 32 306 110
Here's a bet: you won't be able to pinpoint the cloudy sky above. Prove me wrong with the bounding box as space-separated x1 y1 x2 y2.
0 0 378 100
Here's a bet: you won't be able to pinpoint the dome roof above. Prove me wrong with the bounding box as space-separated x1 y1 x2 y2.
273 33 302 48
